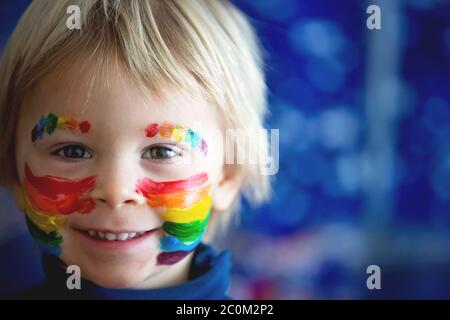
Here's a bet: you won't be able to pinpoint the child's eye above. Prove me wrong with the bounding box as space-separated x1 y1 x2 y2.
143 145 181 160
53 145 92 160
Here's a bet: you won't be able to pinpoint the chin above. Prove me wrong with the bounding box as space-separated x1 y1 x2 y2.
88 272 144 289
60 251 156 289
83 264 151 289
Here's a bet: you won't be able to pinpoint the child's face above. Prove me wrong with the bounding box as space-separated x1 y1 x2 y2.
13 56 235 288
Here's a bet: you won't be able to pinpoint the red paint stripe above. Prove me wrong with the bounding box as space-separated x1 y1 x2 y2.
25 163 96 198
25 179 95 215
135 173 208 196
24 163 96 215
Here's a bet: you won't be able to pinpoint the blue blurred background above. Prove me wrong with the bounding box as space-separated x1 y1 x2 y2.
1 0 449 299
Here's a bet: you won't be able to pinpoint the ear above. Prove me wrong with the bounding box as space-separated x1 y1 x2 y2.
212 165 243 212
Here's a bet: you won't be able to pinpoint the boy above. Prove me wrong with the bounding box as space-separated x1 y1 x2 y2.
0 0 269 299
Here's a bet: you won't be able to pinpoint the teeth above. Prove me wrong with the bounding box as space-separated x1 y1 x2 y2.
105 233 117 241
85 230 148 241
117 233 129 241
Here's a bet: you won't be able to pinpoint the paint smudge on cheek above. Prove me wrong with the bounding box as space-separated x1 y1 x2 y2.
22 163 96 256
156 251 191 265
135 173 209 209
24 163 96 215
136 174 212 266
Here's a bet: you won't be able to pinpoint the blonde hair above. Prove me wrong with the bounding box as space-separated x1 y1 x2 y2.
0 0 269 239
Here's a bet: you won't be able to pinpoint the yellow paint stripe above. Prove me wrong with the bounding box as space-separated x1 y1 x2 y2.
24 195 65 234
161 195 212 223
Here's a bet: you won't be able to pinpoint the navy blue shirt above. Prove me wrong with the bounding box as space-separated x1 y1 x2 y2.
17 243 232 300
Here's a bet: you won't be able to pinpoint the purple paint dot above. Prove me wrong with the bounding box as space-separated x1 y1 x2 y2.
31 125 38 142
156 250 192 266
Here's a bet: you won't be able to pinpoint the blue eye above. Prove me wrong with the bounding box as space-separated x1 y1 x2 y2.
54 145 92 159
143 145 180 160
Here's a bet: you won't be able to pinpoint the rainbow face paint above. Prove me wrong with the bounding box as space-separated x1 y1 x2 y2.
31 113 91 142
136 173 212 266
135 172 209 209
22 163 96 255
145 122 208 156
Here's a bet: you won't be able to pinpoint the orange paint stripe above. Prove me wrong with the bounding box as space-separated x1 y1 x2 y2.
145 186 210 209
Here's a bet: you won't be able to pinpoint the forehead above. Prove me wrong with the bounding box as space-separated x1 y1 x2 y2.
20 54 222 134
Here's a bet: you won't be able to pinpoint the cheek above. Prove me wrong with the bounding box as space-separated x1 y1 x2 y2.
21 162 96 256
136 174 212 265
158 195 212 250
135 173 210 214
23 163 96 215
145 188 209 208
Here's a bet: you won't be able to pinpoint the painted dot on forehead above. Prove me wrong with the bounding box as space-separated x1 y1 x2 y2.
31 113 91 142
144 122 208 156
145 123 159 138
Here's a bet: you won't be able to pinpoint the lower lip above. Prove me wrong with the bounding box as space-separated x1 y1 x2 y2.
75 229 159 251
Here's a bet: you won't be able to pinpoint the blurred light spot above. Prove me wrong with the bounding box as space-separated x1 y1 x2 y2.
305 58 346 93
275 77 315 110
295 150 329 185
319 108 360 150
321 224 367 263
373 78 416 118
423 96 450 137
336 154 363 194
323 173 346 197
269 191 309 227
408 0 439 10
289 20 346 59
431 153 450 201
305 118 321 144
243 0 297 21
271 101 309 152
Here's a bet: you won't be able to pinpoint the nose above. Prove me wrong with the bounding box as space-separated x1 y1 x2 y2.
90 160 146 209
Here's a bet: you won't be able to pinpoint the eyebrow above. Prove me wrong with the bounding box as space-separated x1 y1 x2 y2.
31 113 91 143
144 122 208 156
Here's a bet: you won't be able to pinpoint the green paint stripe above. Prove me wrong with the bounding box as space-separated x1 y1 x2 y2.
46 113 58 134
25 216 63 246
163 212 210 242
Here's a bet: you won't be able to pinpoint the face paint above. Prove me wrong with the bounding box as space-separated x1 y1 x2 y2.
136 174 212 266
145 122 208 156
31 113 91 142
22 163 96 255
135 173 208 208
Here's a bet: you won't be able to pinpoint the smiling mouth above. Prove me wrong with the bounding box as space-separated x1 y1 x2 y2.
76 229 156 241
